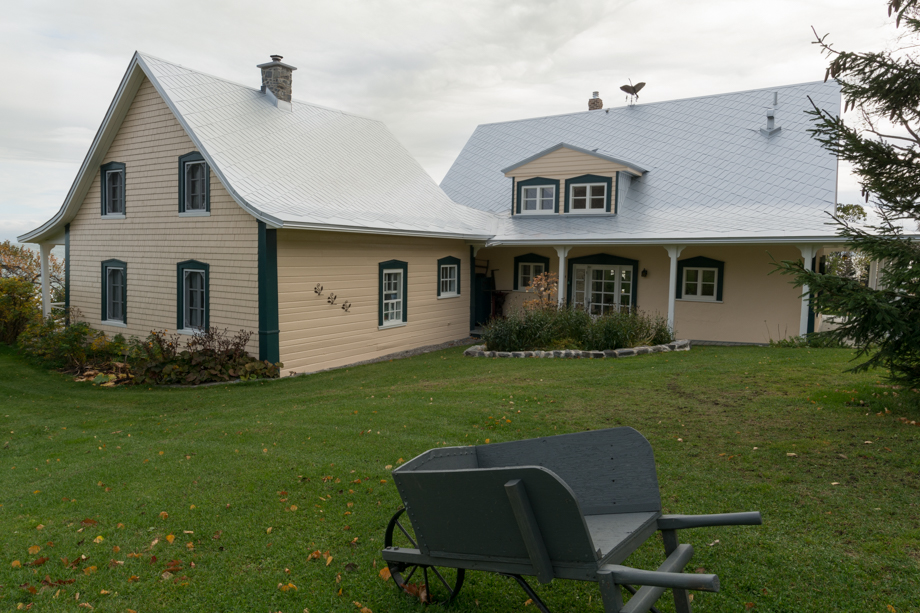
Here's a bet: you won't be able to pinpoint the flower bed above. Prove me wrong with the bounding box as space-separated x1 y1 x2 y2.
464 339 690 358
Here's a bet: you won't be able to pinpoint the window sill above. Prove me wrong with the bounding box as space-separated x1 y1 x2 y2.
179 210 210 217
566 210 610 215
676 299 722 304
438 293 460 300
101 214 126 220
101 319 127 328
378 322 407 330
176 328 204 336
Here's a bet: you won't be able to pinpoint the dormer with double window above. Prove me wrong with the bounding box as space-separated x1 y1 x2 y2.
501 143 646 217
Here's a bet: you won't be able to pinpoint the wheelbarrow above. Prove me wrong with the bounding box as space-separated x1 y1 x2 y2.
381 427 761 612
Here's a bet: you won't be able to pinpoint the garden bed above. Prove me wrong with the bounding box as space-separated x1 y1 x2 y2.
464 339 690 358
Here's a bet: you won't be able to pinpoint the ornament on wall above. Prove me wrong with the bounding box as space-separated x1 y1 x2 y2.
341 300 351 313
314 283 324 296
327 293 338 305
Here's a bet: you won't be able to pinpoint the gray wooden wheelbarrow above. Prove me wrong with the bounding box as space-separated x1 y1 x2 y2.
381 427 761 613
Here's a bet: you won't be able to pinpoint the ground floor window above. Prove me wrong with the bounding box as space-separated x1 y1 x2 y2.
437 256 461 298
572 264 632 314
682 267 718 301
519 262 544 289
177 260 209 332
379 260 408 327
101 259 127 324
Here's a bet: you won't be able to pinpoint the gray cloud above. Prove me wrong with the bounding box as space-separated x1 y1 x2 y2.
0 0 896 243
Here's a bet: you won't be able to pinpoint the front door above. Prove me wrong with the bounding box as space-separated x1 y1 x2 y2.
572 264 633 314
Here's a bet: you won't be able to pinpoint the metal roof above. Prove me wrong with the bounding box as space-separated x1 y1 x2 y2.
19 52 496 243
441 80 842 245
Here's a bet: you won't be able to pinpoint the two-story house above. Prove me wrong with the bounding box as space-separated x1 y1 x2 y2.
20 53 842 373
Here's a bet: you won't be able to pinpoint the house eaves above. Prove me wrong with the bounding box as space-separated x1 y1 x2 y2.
500 142 649 176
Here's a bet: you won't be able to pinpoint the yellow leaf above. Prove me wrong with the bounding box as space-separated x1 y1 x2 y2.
116 523 125 529
36 524 44 530
888 606 897 613
525 598 533 606
379 567 391 581
166 534 175 544
159 511 168 520
186 542 194 550
99 589 110 595
278 582 298 592
83 565 97 574
11 560 21 568
266 527 273 534
28 545 41 555
128 575 139 582
326 555 333 566
361 608 372 613
93 536 104 544
189 505 196 510
289 505 298 512
485 438 490 444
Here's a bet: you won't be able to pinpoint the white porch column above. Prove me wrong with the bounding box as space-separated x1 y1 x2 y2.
868 259 879 290
665 245 685 333
40 243 51 318
554 246 572 306
797 244 816 336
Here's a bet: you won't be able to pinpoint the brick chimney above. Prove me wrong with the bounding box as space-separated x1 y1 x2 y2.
257 55 297 109
588 91 603 111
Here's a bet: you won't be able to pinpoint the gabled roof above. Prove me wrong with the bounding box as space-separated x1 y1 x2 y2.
20 52 496 244
441 80 842 245
501 143 648 175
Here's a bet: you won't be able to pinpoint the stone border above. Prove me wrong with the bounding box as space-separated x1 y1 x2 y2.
463 339 691 359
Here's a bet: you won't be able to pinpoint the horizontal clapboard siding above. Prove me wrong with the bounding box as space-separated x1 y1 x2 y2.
277 230 469 373
69 77 260 354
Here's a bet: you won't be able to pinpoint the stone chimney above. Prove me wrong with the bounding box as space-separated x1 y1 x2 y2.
257 55 297 109
588 91 603 111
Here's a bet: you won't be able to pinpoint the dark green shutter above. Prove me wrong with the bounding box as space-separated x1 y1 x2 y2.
258 222 280 362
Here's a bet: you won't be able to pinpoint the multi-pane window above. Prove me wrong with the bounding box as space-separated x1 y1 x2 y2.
106 267 124 321
519 263 544 288
571 183 606 212
105 171 125 215
522 186 555 213
573 265 632 315
382 270 403 325
683 267 718 301
184 270 206 330
440 265 457 296
185 161 208 211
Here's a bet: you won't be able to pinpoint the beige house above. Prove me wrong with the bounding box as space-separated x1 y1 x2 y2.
20 54 844 373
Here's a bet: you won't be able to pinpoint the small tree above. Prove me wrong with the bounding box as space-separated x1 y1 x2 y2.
522 272 559 311
0 278 40 345
775 0 920 386
0 240 65 302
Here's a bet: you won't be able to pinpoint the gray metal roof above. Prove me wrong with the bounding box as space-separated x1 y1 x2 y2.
19 52 496 243
441 80 842 245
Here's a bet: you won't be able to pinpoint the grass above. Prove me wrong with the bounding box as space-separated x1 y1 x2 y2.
0 343 918 613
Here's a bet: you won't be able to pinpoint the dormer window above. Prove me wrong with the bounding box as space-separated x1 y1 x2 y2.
523 186 555 213
100 162 126 217
571 183 606 212
178 152 210 216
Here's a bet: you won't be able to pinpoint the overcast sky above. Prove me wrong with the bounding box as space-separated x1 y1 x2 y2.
0 0 899 244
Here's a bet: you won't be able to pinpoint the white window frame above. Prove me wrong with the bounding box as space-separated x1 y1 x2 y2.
381 269 404 328
520 185 555 215
518 262 545 289
184 161 208 212
183 269 207 331
572 264 633 315
569 182 607 214
439 264 458 298
681 267 719 302
103 266 126 325
104 169 125 217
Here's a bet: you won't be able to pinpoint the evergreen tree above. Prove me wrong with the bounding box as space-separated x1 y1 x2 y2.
777 0 920 386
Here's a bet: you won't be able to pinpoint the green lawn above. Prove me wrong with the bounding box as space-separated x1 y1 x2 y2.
1 343 918 613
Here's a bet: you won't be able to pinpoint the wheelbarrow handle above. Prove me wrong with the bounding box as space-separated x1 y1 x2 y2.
657 511 762 531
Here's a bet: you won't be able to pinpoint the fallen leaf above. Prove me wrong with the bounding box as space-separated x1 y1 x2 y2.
28 545 41 555
29 557 48 567
78 604 93 610
786 453 797 457
525 599 533 606
93 536 104 544
81 518 97 526
99 589 110 595
326 556 333 566
745 604 755 610
278 582 298 592
379 567 391 581
266 527 273 534
186 542 194 550
83 565 97 575
36 524 44 530
112 546 120 553
166 534 175 544
831 482 840 486
128 575 139 582
159 512 168 520
308 550 322 560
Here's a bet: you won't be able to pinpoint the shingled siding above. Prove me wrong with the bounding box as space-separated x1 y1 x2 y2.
68 77 261 353
277 230 470 374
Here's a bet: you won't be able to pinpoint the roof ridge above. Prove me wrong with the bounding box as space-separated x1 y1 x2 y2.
136 51 384 124
475 79 838 128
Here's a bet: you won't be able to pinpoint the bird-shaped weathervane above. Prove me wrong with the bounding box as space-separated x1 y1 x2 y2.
620 79 645 106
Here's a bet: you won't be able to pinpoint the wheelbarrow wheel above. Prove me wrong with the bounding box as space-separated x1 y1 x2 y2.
385 508 465 605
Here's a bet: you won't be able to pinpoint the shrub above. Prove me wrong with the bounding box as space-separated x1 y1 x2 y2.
482 307 673 352
0 277 41 345
18 312 127 371
132 328 282 385
770 333 850 349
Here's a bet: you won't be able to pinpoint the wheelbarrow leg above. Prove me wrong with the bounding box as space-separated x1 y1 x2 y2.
597 568 625 613
500 573 552 613
662 529 692 613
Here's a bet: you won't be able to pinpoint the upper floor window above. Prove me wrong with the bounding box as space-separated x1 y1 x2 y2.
178 152 210 215
101 259 127 325
522 186 555 213
437 256 461 298
570 183 606 212
100 162 126 217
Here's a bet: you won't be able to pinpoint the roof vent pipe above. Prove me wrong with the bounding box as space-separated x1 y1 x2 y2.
760 92 781 137
588 91 604 111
